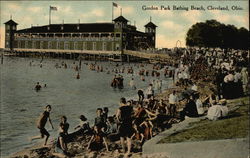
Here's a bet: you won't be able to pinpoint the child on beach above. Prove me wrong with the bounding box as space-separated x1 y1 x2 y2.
67 115 91 142
53 119 69 158
74 115 91 136
74 115 90 134
59 116 69 138
139 119 153 141
131 124 144 144
30 105 54 146
105 116 119 141
94 108 106 130
87 125 109 152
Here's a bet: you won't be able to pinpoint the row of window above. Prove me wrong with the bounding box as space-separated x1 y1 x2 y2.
14 33 121 38
15 37 120 42
17 41 120 51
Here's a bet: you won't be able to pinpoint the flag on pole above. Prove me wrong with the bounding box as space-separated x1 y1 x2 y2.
50 6 57 11
113 2 118 7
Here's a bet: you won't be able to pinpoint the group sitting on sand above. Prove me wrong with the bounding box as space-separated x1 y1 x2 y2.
29 86 231 158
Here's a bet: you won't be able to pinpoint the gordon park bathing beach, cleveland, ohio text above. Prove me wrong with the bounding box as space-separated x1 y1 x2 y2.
142 5 244 11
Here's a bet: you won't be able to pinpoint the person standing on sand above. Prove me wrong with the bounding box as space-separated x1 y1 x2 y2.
137 89 144 103
168 90 178 117
30 105 54 146
145 84 154 99
116 97 134 157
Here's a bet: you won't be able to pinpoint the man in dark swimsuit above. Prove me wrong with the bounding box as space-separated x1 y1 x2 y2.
137 89 144 103
30 105 54 145
116 97 134 157
35 82 42 91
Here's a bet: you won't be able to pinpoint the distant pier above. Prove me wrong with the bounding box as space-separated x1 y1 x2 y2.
3 48 171 63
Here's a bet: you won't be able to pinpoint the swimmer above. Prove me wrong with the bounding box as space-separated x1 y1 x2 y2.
35 82 42 91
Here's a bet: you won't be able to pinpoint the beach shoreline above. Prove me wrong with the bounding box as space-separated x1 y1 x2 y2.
9 79 214 158
4 47 249 158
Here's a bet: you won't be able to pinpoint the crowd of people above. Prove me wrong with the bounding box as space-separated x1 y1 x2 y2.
30 85 218 157
169 48 248 121
29 47 248 158
171 48 249 98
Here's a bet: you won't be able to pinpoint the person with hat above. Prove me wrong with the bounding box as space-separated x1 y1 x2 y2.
223 70 235 99
207 99 228 121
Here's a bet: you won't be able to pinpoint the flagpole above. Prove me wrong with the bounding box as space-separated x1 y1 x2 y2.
49 6 51 25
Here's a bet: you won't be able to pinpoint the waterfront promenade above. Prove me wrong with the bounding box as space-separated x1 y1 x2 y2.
3 48 170 62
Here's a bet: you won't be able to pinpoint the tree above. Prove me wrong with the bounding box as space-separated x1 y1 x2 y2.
186 20 249 50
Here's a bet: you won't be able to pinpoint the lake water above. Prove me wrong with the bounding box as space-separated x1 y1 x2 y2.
0 56 172 157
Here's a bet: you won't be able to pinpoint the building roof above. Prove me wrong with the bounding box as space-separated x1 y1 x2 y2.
4 19 18 25
144 22 157 28
16 23 114 33
113 16 128 23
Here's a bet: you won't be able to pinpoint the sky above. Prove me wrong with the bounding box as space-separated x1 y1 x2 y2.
0 1 248 48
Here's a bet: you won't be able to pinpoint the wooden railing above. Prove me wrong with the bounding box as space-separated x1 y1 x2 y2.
123 50 170 60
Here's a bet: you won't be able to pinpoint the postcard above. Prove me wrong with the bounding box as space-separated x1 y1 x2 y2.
0 0 249 158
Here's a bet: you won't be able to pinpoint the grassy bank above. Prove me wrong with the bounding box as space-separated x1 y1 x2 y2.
158 97 249 144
